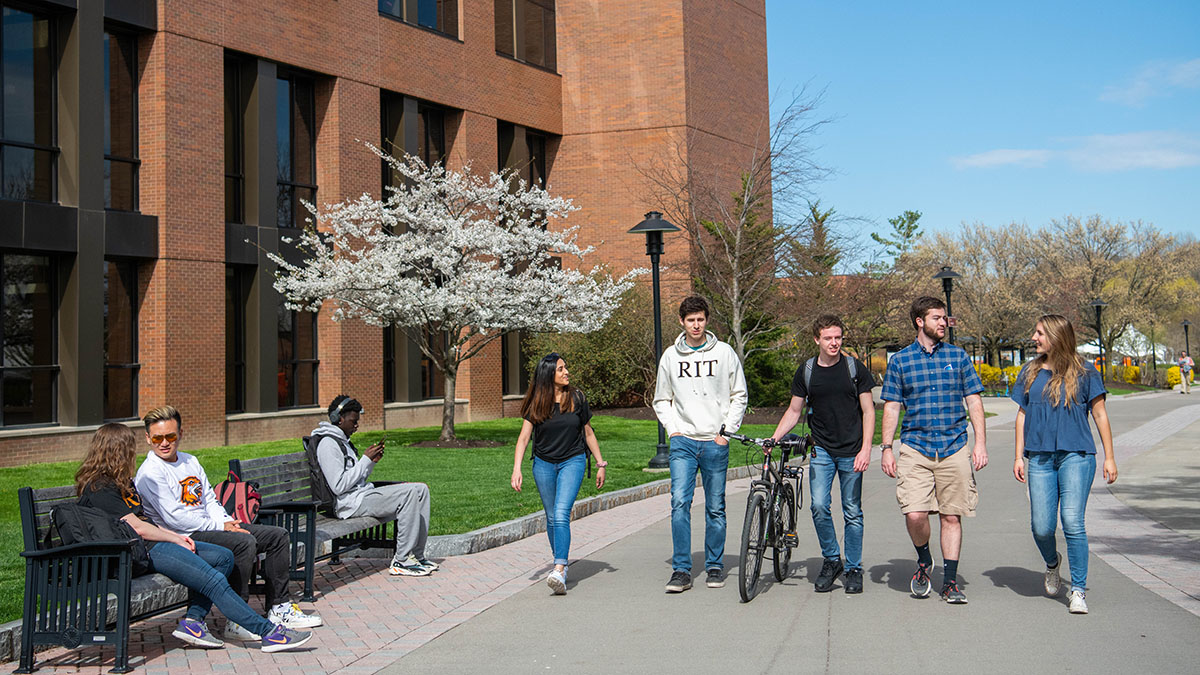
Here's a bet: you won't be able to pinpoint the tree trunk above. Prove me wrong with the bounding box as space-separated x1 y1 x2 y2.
439 366 457 441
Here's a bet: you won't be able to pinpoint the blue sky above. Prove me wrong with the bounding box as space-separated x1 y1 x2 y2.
765 1 1200 251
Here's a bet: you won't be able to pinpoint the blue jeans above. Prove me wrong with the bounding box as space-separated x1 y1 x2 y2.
1027 451 1095 592
532 453 587 566
148 540 275 636
809 446 864 570
669 437 729 573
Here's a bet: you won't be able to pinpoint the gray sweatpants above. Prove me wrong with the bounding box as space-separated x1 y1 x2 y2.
348 482 431 563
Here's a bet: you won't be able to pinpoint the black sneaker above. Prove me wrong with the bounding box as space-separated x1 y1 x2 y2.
940 580 968 604
665 570 692 593
705 568 725 588
910 562 933 598
844 568 863 594
814 557 844 592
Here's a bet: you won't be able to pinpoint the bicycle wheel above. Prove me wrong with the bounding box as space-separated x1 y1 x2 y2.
773 483 796 582
739 491 767 602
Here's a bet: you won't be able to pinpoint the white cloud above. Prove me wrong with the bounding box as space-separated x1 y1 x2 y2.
951 132 1200 172
1100 58 1200 107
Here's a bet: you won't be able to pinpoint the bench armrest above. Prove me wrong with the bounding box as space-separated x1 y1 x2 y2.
21 539 139 559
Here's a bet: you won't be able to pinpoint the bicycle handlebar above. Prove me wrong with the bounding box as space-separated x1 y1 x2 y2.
718 425 804 449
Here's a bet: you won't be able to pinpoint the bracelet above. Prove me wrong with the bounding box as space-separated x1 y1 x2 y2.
595 460 608 468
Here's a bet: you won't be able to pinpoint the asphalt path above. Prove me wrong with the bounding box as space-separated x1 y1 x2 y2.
385 392 1200 674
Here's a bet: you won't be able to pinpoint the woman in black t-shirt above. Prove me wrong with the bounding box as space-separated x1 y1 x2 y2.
511 353 607 595
75 424 311 652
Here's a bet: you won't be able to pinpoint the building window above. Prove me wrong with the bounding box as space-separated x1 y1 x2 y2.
277 303 318 408
276 72 316 228
417 103 446 166
380 0 458 38
495 0 555 70
498 121 550 186
501 332 530 395
383 327 396 403
103 31 138 211
224 56 246 224
526 131 546 186
1 254 56 426
103 260 138 420
0 5 56 202
225 266 249 413
420 329 443 400
382 93 448 193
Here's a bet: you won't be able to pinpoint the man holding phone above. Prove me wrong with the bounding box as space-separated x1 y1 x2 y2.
312 395 435 577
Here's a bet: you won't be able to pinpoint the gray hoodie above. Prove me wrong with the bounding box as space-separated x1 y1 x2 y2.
310 421 377 519
652 330 748 440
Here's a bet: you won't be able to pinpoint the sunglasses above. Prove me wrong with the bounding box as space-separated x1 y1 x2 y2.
150 433 179 445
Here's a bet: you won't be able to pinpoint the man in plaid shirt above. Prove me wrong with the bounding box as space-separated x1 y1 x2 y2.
880 296 987 604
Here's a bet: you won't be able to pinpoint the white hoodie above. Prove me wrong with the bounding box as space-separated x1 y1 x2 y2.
652 330 748 440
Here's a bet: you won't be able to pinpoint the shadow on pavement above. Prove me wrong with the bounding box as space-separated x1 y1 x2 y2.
981 565 1048 598
564 558 618 587
868 558 972 596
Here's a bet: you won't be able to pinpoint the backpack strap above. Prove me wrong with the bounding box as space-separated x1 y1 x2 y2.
804 355 858 391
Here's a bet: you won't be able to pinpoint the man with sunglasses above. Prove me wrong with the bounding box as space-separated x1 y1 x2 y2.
135 406 323 641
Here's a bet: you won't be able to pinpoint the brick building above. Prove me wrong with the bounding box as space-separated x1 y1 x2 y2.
0 0 769 466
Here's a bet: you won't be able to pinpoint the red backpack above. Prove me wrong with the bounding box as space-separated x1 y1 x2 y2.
213 471 262 524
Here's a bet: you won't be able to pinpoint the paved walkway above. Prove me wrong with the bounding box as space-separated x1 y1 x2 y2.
17 392 1200 673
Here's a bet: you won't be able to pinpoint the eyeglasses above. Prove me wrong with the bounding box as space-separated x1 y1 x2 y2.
150 433 179 445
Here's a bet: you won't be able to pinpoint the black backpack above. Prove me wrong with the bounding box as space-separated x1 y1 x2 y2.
50 503 153 576
302 434 344 516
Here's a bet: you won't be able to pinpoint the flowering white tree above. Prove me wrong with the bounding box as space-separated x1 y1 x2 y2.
271 147 639 440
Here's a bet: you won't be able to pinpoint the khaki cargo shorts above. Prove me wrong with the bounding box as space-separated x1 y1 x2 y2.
895 441 978 516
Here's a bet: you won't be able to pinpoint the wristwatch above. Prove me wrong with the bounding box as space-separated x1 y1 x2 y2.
881 444 893 451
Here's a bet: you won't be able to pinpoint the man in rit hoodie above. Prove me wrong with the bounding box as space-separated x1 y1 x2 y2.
312 395 436 577
654 296 748 593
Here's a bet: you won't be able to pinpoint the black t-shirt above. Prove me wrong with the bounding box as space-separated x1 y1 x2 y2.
77 479 157 549
527 390 592 463
790 356 874 457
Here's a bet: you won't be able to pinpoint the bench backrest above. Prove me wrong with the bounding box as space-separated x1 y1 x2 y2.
18 485 81 552
231 452 316 505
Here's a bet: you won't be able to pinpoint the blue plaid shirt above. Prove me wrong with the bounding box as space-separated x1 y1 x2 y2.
881 340 984 458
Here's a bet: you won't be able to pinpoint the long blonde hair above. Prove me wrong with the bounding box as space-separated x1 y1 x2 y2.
1020 314 1087 407
75 423 139 497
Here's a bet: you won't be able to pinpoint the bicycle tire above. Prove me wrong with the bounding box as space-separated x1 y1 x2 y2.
773 483 796 582
739 491 767 602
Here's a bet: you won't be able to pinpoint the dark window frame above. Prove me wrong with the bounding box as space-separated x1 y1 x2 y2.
0 3 59 203
0 253 58 427
277 305 319 409
103 259 139 421
378 0 460 40
224 55 246 224
276 70 317 229
494 0 557 72
225 266 249 413
103 28 139 212
382 325 395 403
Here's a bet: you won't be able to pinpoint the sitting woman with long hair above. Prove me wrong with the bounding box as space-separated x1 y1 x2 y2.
1011 315 1117 615
76 423 312 651
511 353 607 595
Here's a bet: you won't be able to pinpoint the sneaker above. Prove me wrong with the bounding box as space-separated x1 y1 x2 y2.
1068 589 1089 614
910 562 933 598
172 617 224 649
547 569 567 594
415 557 440 572
260 624 313 653
223 621 261 642
665 570 692 593
1044 553 1062 597
390 556 434 577
940 580 968 604
814 557 844 592
268 602 324 629
705 568 726 588
844 568 864 594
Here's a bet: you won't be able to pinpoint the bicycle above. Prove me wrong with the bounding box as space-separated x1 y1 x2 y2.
720 425 813 603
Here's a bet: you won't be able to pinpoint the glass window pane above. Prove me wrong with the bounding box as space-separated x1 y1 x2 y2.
226 267 246 413
494 0 513 55
418 0 437 29
440 0 458 36
523 3 545 67
103 261 136 365
2 146 52 201
2 254 54 369
104 32 136 159
225 58 244 224
3 368 54 425
544 8 556 70
383 328 394 403
2 8 54 147
292 79 315 185
276 183 293 228
226 174 241 224
105 159 137 211
103 366 135 420
277 304 294 407
276 77 292 181
379 0 402 18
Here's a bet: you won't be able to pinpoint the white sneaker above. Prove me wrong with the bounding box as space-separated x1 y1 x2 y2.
1068 589 1088 614
390 555 433 577
547 569 566 595
268 602 324 628
223 621 261 641
1044 554 1062 597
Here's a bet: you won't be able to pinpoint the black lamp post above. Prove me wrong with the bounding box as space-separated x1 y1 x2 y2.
1184 319 1192 357
933 265 961 345
630 211 680 469
1090 298 1108 381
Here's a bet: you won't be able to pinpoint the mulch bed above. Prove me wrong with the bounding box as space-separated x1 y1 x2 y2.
410 439 505 449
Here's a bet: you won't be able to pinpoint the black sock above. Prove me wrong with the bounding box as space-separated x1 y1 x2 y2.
915 543 932 567
944 558 959 584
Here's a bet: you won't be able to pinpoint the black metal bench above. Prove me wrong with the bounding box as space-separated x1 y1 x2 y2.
229 452 397 602
16 485 190 674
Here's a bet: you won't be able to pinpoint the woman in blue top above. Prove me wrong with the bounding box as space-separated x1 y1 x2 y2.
511 353 607 595
1011 315 1117 615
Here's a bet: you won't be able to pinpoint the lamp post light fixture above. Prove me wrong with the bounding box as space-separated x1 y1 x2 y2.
629 210 680 469
932 265 961 345
1090 298 1108 381
1184 319 1192 357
